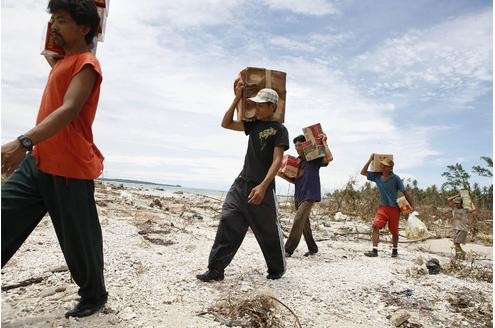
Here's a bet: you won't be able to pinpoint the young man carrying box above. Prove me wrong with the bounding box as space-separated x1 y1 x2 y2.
197 85 289 282
360 154 414 257
1 0 107 318
278 134 332 257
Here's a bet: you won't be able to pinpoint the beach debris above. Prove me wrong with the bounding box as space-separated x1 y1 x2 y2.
1 277 44 292
425 258 441 275
444 257 493 283
49 265 69 273
405 211 428 239
150 198 163 208
414 256 425 266
200 291 301 328
390 309 410 327
393 289 414 297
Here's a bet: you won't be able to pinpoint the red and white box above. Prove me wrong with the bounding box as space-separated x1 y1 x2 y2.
41 0 110 56
397 196 412 213
279 155 300 178
303 123 324 142
302 139 325 161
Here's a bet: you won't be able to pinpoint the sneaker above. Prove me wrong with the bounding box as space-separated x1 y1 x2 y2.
266 272 284 280
303 251 317 257
65 293 108 318
364 250 378 257
391 249 398 258
196 269 224 282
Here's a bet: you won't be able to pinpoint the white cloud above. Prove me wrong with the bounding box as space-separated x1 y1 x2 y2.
264 0 338 16
353 9 492 108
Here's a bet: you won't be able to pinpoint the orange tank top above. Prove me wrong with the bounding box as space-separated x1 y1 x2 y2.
32 52 104 179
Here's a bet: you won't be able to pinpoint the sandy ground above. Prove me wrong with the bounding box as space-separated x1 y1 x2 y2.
1 182 493 328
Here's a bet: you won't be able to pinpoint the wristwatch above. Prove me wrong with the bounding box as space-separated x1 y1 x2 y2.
17 135 33 151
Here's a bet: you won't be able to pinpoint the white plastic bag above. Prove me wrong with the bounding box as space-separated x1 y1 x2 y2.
405 211 428 239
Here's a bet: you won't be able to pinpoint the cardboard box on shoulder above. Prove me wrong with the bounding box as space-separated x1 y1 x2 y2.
303 123 323 142
41 0 110 56
279 155 300 178
234 67 286 123
301 123 329 161
302 139 325 161
397 196 412 213
371 154 394 172
41 21 65 56
459 190 475 210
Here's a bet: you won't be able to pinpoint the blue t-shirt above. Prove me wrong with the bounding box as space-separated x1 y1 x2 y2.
367 171 405 207
294 157 327 202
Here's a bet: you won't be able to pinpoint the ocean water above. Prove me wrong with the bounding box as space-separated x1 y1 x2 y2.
101 180 293 202
101 180 228 199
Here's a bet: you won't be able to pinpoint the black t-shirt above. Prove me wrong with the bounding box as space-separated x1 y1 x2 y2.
239 120 289 185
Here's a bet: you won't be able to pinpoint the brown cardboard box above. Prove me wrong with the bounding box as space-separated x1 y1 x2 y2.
279 155 300 178
371 154 394 172
234 67 286 123
459 190 475 210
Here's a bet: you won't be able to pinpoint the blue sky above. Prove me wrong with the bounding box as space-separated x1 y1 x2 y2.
1 0 492 193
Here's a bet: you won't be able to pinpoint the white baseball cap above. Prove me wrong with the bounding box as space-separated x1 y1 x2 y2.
248 88 279 104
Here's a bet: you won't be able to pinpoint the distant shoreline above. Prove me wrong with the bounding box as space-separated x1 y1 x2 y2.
98 178 182 188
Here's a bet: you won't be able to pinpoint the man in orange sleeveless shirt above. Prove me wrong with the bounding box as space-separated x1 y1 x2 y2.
1 0 107 318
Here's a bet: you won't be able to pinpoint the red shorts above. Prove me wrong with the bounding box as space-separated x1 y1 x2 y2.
373 206 400 236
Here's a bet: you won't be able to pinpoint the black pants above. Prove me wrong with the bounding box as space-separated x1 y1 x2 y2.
1 155 106 300
208 177 286 275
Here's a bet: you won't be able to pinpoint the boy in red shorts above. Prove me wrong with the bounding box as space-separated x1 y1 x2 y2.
360 154 414 257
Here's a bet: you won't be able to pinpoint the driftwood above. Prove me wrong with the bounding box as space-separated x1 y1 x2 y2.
199 293 301 328
330 229 437 243
2 277 44 291
266 295 302 328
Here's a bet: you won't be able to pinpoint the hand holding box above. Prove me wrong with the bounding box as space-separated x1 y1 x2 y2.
279 155 300 178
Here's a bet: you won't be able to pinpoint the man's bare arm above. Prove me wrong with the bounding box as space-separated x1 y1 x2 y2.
360 153 374 176
221 82 244 131
1 65 98 175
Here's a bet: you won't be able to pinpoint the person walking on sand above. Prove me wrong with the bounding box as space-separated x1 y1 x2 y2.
277 134 332 257
1 0 107 318
447 195 475 259
196 84 289 282
360 154 414 258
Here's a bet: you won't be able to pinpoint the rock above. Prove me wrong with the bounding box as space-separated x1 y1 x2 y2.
49 265 69 273
150 198 163 208
334 212 348 221
119 307 136 320
390 309 410 327
426 258 441 274
414 256 425 266
40 286 61 298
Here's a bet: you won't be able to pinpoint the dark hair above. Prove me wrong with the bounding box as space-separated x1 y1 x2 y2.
293 135 306 144
48 0 100 45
